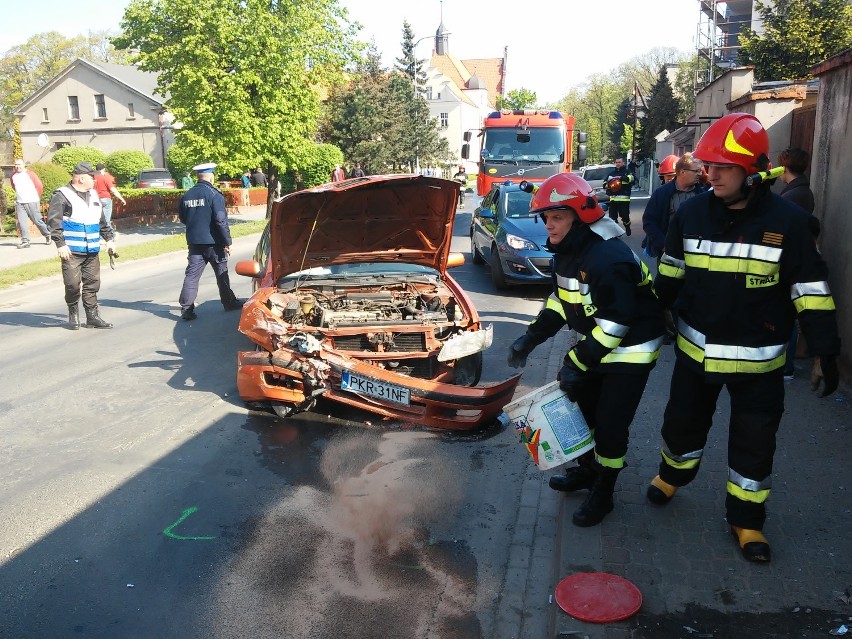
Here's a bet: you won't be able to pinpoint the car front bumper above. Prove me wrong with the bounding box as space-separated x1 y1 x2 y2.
237 349 521 431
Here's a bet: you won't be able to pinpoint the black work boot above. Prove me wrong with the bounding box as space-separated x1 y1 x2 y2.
549 452 597 492
572 466 620 527
84 305 113 329
623 221 632 236
68 304 80 330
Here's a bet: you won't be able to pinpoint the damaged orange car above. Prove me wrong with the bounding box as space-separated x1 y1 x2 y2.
234 174 521 430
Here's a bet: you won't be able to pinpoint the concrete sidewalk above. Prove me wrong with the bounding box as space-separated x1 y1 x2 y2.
0 205 268 272
540 195 852 638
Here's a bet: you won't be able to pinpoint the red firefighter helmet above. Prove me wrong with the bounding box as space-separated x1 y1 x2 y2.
529 173 605 224
693 113 769 172
605 176 622 194
658 154 679 176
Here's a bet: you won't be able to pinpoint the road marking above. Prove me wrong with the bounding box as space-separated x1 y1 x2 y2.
163 506 215 541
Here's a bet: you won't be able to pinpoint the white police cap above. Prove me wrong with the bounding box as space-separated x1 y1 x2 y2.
192 162 217 173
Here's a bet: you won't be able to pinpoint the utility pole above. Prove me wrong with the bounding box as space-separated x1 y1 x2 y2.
630 80 638 161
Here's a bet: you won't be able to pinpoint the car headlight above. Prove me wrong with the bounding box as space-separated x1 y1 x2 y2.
506 234 538 251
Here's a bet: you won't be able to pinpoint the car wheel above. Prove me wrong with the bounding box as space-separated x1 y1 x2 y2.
470 232 485 265
454 352 483 386
490 245 508 290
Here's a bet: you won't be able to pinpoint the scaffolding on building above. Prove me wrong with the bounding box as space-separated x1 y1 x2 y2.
695 0 756 92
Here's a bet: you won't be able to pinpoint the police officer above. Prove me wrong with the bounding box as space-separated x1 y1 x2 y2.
647 113 841 563
605 156 635 235
47 161 116 330
508 173 665 527
177 163 242 320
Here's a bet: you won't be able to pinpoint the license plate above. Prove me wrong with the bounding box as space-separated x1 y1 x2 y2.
340 371 411 406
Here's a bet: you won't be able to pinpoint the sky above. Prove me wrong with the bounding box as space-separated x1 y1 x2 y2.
0 0 701 104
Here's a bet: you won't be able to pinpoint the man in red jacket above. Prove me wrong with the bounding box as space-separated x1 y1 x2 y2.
10 158 50 248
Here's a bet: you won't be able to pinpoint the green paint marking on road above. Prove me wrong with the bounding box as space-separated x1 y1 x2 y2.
163 506 215 541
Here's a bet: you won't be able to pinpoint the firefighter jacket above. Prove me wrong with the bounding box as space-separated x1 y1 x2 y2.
605 164 634 202
655 189 840 381
525 218 665 373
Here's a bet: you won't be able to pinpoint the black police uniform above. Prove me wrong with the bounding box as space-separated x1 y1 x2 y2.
178 180 240 316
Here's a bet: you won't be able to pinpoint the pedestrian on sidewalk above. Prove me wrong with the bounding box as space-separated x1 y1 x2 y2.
331 165 345 182
605 156 635 236
177 162 242 321
778 146 820 380
9 158 50 249
507 173 665 527
251 167 267 187
47 161 116 330
647 114 841 563
93 163 126 231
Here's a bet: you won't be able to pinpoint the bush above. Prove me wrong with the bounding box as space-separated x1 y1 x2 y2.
279 142 344 193
30 163 72 204
106 150 154 186
3 184 14 214
51 146 106 173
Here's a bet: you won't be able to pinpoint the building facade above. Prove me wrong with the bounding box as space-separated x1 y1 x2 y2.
13 58 172 167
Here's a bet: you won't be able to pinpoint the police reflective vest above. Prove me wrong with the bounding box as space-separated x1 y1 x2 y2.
655 189 840 378
58 185 104 254
526 218 665 372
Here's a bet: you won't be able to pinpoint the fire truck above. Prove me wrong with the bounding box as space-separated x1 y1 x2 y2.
462 110 587 196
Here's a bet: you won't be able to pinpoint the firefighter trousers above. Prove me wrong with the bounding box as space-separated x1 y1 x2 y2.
657 359 784 530
575 365 653 468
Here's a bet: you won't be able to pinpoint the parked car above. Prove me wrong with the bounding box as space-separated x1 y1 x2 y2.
469 181 552 289
234 174 521 431
135 168 176 188
579 163 616 204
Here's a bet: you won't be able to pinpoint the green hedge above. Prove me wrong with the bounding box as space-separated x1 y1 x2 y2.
51 146 106 173
31 163 72 204
106 150 155 186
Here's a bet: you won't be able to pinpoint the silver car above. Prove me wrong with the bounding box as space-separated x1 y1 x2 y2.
579 163 615 204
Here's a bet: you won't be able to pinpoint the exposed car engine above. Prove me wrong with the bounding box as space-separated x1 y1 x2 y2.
265 285 461 329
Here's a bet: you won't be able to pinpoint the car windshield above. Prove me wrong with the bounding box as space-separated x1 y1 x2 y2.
483 127 564 162
503 190 535 218
140 170 172 180
279 262 440 287
582 167 613 182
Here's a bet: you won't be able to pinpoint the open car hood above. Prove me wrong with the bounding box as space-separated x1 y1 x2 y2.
269 175 460 281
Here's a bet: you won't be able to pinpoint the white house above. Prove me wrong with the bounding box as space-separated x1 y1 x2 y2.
13 57 173 167
421 23 505 174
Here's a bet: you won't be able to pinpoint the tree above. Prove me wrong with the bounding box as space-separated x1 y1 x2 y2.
389 22 450 170
639 66 680 158
739 0 852 81
114 0 359 192
496 88 538 111
319 42 398 173
0 31 130 142
608 98 632 152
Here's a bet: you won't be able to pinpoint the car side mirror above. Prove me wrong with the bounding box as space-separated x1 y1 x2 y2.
235 260 262 277
477 207 495 220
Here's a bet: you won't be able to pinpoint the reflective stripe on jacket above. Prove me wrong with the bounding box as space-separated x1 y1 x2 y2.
58 186 103 254
655 189 840 380
526 222 665 373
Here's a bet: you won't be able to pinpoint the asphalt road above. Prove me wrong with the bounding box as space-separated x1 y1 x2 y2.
0 202 563 638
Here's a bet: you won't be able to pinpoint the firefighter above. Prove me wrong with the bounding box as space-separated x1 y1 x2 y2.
605 156 635 235
508 173 665 527
647 113 841 563
656 154 679 185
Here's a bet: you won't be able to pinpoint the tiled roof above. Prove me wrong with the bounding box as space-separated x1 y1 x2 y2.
428 52 504 108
